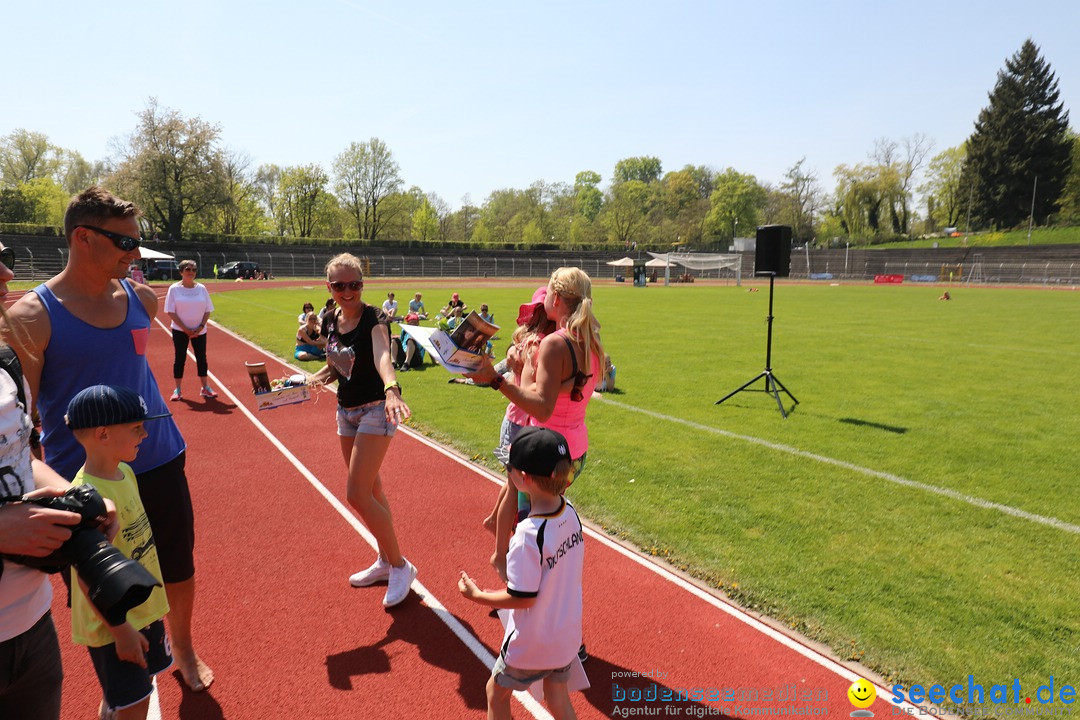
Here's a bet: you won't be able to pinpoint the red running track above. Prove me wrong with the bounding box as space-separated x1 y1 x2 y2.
45 285 911 719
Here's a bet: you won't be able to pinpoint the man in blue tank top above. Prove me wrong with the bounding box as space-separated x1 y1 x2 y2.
2 187 214 692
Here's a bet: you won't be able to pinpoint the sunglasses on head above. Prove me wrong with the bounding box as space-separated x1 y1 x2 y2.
328 280 363 292
77 224 141 252
0 248 14 273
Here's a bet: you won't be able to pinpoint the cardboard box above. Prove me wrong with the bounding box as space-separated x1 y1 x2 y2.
255 384 311 411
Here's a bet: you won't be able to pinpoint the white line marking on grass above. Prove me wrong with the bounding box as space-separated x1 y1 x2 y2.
153 319 552 719
594 395 1080 536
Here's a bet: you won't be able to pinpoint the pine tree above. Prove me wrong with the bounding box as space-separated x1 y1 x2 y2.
962 39 1072 228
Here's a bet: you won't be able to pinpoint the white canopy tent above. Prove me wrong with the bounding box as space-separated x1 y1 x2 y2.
139 247 175 260
646 251 742 286
604 257 635 267
644 258 673 268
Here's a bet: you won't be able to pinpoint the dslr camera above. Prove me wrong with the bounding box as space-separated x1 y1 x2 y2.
4 484 161 626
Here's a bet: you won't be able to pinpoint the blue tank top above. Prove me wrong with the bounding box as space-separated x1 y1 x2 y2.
32 280 186 480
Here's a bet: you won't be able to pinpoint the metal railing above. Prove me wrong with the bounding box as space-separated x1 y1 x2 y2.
6 244 1078 286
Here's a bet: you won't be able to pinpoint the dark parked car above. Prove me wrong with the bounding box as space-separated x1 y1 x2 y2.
218 261 260 279
144 259 181 281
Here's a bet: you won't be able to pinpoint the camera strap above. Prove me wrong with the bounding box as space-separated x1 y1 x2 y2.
0 345 27 411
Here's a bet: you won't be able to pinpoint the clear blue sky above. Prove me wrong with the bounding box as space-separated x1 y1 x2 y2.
4 1 1078 209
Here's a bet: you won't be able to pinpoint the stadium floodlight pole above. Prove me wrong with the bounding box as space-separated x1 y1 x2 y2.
715 271 799 418
1027 176 1038 245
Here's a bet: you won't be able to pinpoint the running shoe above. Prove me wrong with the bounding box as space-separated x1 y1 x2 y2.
383 559 417 607
200 386 218 399
170 389 181 402
349 557 391 587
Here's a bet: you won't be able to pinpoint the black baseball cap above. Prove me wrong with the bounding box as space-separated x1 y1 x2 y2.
495 427 571 477
65 385 172 430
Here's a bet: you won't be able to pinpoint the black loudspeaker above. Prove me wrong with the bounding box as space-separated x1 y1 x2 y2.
755 225 792 277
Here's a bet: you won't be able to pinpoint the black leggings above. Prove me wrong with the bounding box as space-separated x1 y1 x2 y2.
172 329 208 378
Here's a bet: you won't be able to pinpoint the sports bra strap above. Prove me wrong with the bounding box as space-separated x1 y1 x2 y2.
561 335 579 383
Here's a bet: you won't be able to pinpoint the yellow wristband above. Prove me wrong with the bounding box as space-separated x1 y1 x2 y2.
384 381 401 394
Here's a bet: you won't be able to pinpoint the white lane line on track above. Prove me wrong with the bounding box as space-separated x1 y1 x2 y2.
156 318 553 720
593 395 1080 536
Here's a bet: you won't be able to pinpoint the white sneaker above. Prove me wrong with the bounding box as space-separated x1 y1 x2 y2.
382 559 417 607
349 557 391 587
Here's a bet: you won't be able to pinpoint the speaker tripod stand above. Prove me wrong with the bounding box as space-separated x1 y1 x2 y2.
715 273 798 418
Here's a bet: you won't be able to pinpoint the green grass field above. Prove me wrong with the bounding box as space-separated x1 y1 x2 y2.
209 279 1079 702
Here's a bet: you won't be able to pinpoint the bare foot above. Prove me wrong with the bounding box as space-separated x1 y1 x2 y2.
176 652 214 691
482 514 496 534
489 551 507 583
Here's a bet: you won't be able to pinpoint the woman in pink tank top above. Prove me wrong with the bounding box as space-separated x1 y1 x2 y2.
469 267 604 581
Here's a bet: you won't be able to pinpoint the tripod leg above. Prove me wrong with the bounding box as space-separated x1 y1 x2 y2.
768 373 799 405
764 372 788 418
715 371 768 405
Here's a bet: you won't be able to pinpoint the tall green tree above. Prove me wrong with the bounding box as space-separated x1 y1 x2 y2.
411 199 439 243
613 156 662 185
1058 133 1080 223
573 171 603 221
602 180 651 245
704 168 766 243
776 157 823 244
57 150 106 195
0 129 58 186
278 164 328 238
254 164 286 236
110 99 226 239
962 39 1072 227
332 138 403 240
919 145 967 230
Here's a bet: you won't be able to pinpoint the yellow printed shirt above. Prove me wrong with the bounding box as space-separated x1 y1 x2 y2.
70 463 170 647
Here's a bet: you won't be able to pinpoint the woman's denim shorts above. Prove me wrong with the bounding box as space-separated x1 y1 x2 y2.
337 401 396 438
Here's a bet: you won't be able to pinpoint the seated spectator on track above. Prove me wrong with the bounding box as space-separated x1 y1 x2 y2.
442 292 467 317
382 292 399 320
319 299 337 337
297 302 315 324
595 354 616 393
446 306 465 330
459 427 584 720
395 314 427 371
408 292 427 319
295 312 327 361
318 299 336 322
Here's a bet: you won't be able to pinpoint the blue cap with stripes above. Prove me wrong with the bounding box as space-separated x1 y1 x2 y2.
65 385 172 430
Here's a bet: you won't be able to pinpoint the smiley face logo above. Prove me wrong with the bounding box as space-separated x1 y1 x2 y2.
848 678 876 709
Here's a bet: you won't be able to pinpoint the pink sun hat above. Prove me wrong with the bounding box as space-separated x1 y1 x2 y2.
517 286 548 326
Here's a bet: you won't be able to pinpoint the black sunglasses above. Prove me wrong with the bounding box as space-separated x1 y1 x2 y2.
0 248 14 273
77 224 142 252
328 280 363 292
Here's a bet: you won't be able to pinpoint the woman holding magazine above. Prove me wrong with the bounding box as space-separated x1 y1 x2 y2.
308 253 416 608
467 267 604 581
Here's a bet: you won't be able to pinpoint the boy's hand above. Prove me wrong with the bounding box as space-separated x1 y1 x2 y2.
113 624 149 668
458 571 480 600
